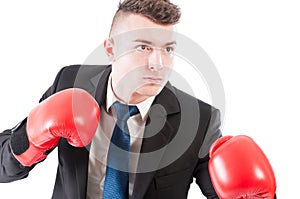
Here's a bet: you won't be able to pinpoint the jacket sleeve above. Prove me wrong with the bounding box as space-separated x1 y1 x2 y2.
193 108 222 199
0 67 65 183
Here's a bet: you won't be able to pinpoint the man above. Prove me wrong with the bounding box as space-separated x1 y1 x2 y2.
0 1 222 198
0 0 276 198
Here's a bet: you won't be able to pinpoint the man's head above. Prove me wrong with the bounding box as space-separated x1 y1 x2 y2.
104 0 181 104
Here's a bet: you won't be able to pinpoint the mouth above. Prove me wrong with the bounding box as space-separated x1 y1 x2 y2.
143 77 163 84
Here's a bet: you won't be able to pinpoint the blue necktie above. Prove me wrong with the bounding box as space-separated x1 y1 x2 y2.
103 102 139 199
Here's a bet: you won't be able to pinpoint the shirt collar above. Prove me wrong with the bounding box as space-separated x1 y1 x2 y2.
106 73 155 121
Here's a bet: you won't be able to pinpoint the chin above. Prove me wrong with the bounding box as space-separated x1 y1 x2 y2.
137 84 163 97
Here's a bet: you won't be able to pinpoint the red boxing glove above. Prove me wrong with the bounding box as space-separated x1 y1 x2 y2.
13 88 100 166
208 135 276 199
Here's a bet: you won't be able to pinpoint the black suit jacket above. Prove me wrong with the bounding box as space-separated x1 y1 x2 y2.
0 65 222 199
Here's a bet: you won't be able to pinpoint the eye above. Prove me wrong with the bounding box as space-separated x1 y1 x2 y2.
165 46 174 54
137 45 151 52
141 45 146 50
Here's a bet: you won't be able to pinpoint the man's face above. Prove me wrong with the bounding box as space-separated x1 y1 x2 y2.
105 13 176 104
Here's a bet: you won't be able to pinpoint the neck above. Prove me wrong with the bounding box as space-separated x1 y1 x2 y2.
111 77 150 105
113 89 150 105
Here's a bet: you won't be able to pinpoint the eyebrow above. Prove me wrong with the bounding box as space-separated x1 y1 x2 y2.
133 39 177 46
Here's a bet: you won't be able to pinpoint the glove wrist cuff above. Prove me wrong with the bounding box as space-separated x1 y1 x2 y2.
10 118 47 166
12 142 47 167
10 118 29 155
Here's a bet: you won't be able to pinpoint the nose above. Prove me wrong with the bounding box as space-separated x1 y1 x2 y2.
148 48 163 71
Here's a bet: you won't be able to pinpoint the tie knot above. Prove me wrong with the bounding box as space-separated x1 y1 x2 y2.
113 102 139 121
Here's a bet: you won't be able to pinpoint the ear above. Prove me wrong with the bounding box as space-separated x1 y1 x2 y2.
104 38 114 62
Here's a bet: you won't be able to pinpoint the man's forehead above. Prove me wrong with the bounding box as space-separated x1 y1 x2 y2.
112 28 177 46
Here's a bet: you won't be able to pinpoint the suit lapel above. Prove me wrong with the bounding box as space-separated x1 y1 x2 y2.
75 64 111 106
132 83 180 199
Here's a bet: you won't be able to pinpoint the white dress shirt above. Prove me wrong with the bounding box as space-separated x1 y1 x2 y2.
87 74 155 199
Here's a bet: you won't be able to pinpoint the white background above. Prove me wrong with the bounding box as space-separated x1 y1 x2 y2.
0 0 299 198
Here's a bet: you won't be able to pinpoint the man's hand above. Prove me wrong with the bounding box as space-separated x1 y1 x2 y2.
208 135 276 199
11 88 100 166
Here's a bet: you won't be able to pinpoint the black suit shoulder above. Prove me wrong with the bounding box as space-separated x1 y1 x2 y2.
172 86 217 114
40 64 110 102
56 64 109 90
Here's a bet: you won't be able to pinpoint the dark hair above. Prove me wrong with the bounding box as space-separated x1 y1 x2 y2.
117 0 181 25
